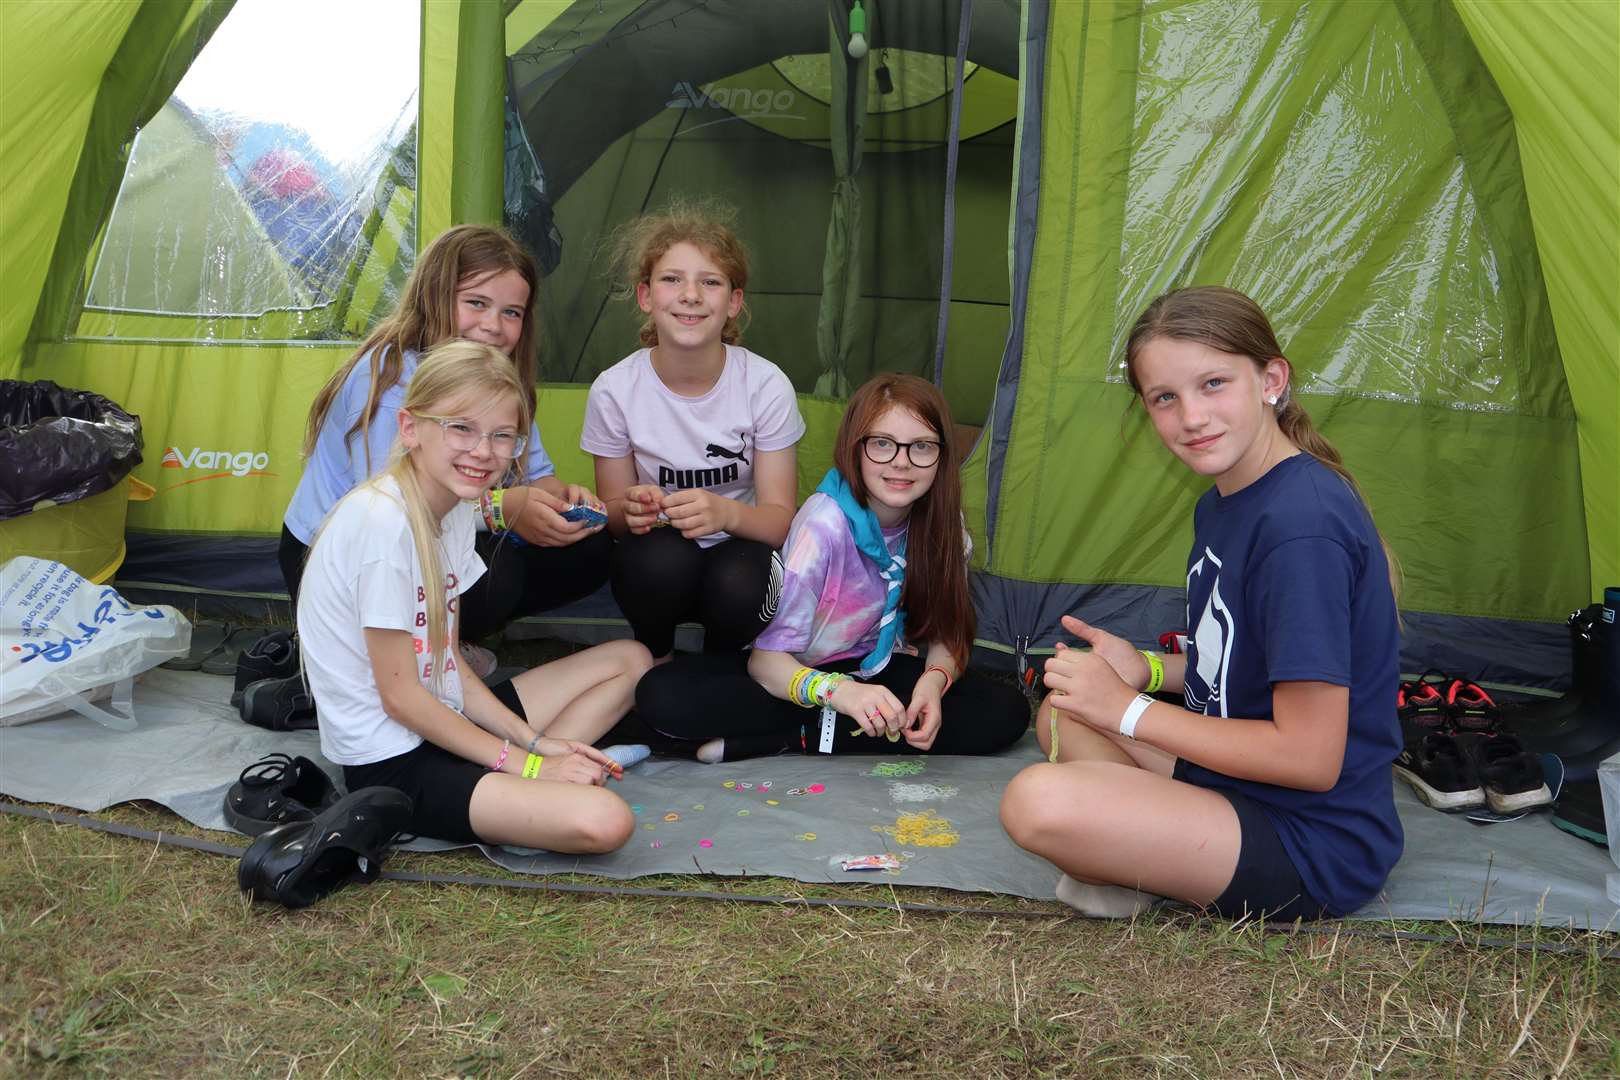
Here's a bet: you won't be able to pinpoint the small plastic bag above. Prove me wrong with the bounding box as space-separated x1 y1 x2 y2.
0 557 191 729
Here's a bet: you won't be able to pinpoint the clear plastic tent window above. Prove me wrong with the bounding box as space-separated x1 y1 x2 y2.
81 0 419 343
1114 2 1545 413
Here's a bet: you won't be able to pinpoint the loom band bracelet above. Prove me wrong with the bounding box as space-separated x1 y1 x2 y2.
1139 650 1165 695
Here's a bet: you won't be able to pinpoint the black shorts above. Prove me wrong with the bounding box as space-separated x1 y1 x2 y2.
340 678 527 844
1206 787 1328 922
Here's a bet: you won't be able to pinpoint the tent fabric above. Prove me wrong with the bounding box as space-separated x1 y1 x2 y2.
977 0 1592 630
1451 0 1620 595
0 0 206 376
507 0 1020 423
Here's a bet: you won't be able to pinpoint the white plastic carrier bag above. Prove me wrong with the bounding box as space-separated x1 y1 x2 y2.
0 557 191 729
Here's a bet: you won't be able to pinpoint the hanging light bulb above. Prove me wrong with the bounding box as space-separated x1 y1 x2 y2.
847 0 870 60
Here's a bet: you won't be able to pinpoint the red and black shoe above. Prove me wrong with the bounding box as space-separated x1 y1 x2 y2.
1397 671 1450 740
1444 677 1500 733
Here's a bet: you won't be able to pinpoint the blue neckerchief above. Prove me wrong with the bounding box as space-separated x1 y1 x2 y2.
815 468 906 676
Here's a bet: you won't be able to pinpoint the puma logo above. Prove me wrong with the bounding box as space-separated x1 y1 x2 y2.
705 440 749 466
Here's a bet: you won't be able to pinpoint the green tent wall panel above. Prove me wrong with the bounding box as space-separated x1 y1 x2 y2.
2 0 1614 686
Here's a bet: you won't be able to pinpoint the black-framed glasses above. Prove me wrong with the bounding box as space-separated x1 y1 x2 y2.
859 435 941 468
415 414 528 459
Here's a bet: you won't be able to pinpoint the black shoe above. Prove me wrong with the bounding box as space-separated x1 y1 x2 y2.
1443 676 1502 733
240 672 318 732
224 753 340 836
1396 671 1450 741
231 630 298 708
1456 731 1553 813
237 786 413 909
1393 732 1485 811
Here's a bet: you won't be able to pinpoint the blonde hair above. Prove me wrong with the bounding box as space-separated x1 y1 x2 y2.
608 198 751 348
1124 286 1401 602
317 340 532 691
302 225 539 471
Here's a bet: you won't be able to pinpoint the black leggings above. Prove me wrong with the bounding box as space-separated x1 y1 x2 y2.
636 652 1031 756
279 525 613 641
611 527 779 656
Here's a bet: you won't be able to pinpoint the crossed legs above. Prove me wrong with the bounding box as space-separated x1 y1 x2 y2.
999 693 1241 906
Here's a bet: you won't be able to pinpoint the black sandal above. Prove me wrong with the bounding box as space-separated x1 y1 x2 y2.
237 786 413 908
223 753 340 836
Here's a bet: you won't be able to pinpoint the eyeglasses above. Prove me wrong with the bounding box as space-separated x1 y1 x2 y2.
859 435 941 468
415 415 527 459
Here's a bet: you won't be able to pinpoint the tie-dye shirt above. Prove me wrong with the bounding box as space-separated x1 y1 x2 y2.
752 493 911 666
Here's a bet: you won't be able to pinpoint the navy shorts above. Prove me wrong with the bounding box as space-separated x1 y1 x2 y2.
1206 787 1328 922
341 678 527 844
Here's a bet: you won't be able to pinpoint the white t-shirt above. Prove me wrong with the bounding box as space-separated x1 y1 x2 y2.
297 476 486 766
579 345 805 547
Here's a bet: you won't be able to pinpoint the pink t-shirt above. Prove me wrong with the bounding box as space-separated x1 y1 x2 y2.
752 493 913 666
580 346 805 547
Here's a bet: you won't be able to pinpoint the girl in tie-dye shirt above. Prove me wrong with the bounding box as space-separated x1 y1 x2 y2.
635 374 1029 762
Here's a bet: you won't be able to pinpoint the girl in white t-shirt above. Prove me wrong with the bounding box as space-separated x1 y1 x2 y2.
298 340 651 851
582 203 805 659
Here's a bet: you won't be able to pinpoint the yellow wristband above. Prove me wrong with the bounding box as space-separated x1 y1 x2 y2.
1139 650 1164 695
522 752 542 779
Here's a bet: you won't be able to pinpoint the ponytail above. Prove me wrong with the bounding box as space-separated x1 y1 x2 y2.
1272 391 1402 602
386 452 452 691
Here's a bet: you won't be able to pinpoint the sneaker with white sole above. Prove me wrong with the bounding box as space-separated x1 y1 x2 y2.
1393 732 1486 810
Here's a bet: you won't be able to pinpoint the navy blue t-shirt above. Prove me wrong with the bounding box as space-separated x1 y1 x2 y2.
1173 453 1403 916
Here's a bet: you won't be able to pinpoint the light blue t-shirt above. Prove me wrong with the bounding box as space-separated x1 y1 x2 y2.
283 347 554 543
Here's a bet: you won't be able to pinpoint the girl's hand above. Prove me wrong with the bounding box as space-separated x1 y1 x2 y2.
1044 642 1136 730
1060 615 1152 691
829 678 906 738
511 486 592 547
903 681 943 751
622 484 665 534
524 736 624 786
559 483 606 517
660 488 736 540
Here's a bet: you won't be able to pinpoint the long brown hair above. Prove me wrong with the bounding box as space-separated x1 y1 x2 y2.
1124 286 1401 601
302 225 539 470
833 374 974 667
609 198 750 348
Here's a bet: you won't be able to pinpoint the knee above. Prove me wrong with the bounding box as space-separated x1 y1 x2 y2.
999 764 1079 851
611 639 656 680
634 664 677 721
571 797 634 854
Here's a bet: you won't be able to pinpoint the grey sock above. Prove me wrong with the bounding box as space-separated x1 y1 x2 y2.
1054 873 1158 918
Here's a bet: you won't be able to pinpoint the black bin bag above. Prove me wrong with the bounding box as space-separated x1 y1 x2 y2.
0 379 143 521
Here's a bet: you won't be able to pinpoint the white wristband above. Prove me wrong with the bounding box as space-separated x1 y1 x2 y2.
1118 693 1155 740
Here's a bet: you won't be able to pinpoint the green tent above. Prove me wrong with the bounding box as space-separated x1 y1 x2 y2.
1 0 1614 689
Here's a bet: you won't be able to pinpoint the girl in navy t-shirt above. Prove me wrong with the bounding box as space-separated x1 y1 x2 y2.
1000 286 1403 920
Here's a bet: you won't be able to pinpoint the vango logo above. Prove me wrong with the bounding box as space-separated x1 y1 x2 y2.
161 446 273 478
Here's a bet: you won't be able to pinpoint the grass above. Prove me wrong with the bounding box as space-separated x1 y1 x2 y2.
2 800 1617 1078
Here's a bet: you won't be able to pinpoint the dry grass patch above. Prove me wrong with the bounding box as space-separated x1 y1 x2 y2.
2 803 1616 1077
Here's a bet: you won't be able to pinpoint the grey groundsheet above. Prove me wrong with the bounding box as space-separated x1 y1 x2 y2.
1 670 1615 930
